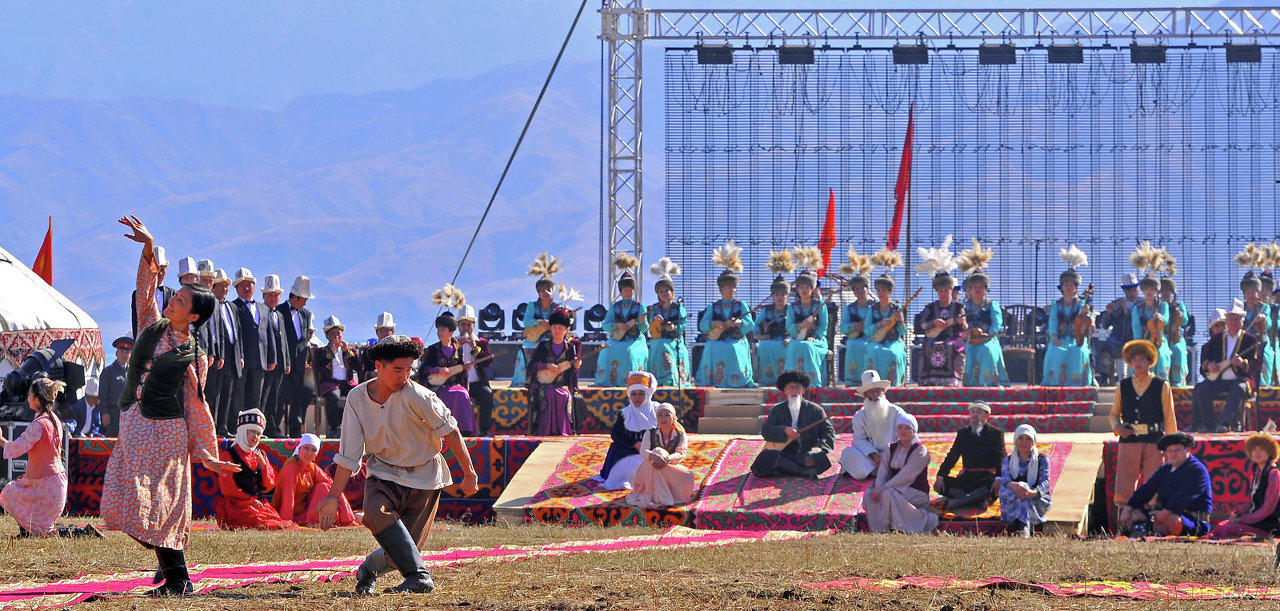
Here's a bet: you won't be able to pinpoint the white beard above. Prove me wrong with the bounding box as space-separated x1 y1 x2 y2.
861 396 897 448
787 395 802 427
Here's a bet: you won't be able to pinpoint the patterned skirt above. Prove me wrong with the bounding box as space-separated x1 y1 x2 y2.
101 408 198 549
0 470 67 536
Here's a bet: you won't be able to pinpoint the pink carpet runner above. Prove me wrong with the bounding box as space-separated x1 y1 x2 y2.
0 526 829 610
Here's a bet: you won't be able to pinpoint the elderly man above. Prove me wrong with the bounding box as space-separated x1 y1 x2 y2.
933 401 1007 509
277 276 316 438
69 378 102 437
232 267 280 431
96 336 132 438
208 268 244 437
1095 273 1141 386
839 370 908 479
259 274 290 438
752 371 835 479
1192 298 1262 433
1120 432 1213 536
196 259 216 289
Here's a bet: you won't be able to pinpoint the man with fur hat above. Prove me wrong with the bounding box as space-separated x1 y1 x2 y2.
646 258 691 386
752 370 835 479
839 370 908 479
1110 339 1177 509
456 305 496 436
213 409 294 530
1192 299 1262 433
318 335 479 595
277 276 315 438
130 245 174 337
1242 271 1275 386
96 336 132 438
595 260 649 387
208 268 244 437
258 275 289 438
1095 273 1141 386
696 241 756 388
914 271 967 386
933 401 1007 509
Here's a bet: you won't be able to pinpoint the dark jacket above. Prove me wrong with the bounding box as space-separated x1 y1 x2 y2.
276 303 314 368
1128 454 1213 515
212 299 244 376
1198 330 1263 390
462 336 495 384
96 360 127 437
233 297 277 371
69 398 102 437
761 399 835 458
130 286 174 337
938 424 1007 477
311 344 361 396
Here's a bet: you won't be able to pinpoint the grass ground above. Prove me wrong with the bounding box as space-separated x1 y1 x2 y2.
3 517 1278 609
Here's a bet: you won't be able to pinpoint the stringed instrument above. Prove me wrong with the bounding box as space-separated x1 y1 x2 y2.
426 354 494 387
1146 306 1165 349
1203 342 1260 382
522 306 583 342
763 414 830 451
869 287 924 343
707 302 767 341
925 303 965 339
794 302 821 341
534 344 607 385
1073 283 1096 347
610 318 639 341
1168 300 1184 345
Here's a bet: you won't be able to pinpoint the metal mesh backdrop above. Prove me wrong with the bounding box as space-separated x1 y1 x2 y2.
664 45 1280 336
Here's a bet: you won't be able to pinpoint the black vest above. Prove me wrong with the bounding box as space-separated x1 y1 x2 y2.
224 441 266 498
1250 463 1280 534
1119 376 1167 443
120 319 203 420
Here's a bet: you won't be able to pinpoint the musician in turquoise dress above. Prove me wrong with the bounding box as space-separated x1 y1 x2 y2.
841 274 874 386
695 269 756 388
595 270 648 387
1160 277 1190 386
1242 272 1275 386
866 274 908 385
962 270 1009 386
645 261 690 386
511 277 560 387
1043 265 1095 386
784 269 829 386
753 276 790 387
1129 274 1172 379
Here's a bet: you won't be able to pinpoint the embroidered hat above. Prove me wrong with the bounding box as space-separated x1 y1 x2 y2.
197 259 215 278
176 257 197 278
290 275 316 299
261 274 283 294
212 268 231 286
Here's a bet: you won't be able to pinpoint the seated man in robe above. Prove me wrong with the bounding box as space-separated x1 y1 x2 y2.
214 409 294 530
838 369 908 479
751 371 835 479
1120 432 1213 537
933 402 1006 510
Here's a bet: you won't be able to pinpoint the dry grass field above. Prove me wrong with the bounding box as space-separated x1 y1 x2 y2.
3 517 1278 609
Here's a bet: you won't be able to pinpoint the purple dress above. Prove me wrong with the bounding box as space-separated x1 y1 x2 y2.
914 300 967 386
530 339 579 436
418 341 477 435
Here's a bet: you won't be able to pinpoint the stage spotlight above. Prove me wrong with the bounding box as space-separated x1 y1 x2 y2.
697 45 734 64
1047 44 1084 64
778 46 815 65
978 43 1016 65
892 44 929 65
1226 43 1262 64
1129 44 1166 64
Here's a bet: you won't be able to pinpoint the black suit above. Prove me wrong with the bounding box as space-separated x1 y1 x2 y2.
208 298 244 437
937 424 1007 506
277 302 314 437
1193 330 1262 430
259 306 289 437
753 399 835 478
96 360 127 437
231 297 276 429
130 286 175 338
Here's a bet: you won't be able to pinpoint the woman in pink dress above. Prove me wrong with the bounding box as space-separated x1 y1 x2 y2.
627 403 696 507
272 433 357 527
0 378 101 538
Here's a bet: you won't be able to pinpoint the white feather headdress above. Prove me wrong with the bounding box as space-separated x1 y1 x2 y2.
712 240 743 273
1059 244 1088 269
914 234 957 276
649 257 682 279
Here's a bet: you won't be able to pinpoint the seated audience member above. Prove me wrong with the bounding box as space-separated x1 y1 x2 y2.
69 378 102 437
1120 432 1213 537
1191 299 1260 433
1211 433 1280 539
752 371 835 479
863 413 938 534
273 433 357 527
597 371 657 491
627 403 696 507
839 369 907 479
214 409 294 530
993 424 1053 537
934 402 1006 509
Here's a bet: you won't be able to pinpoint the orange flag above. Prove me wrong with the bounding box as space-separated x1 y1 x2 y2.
32 217 52 285
817 188 836 278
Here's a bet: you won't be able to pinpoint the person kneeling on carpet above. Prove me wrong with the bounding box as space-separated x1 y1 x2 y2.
596 371 657 491
1120 432 1213 537
273 433 357 528
993 424 1052 537
627 403 696 507
214 409 295 530
933 402 1006 510
863 412 938 534
752 371 835 479
1211 433 1280 539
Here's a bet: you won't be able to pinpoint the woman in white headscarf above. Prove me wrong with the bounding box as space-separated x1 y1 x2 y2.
992 424 1052 537
628 403 696 507
213 409 294 530
863 412 938 534
597 371 658 490
273 433 357 527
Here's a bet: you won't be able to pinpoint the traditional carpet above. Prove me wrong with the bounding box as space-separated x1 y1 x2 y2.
763 386 1098 405
1102 437 1251 533
492 387 708 435
801 575 1280 601
1171 386 1280 430
0 525 827 610
691 439 1071 533
525 438 726 526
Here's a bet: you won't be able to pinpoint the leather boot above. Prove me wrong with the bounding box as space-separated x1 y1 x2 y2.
147 548 194 597
372 521 434 594
353 548 394 596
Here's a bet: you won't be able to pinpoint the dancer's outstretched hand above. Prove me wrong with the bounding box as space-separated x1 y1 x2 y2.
316 497 338 530
118 215 154 248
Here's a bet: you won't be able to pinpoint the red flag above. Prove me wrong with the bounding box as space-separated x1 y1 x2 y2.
32 217 52 285
817 188 836 278
886 103 914 251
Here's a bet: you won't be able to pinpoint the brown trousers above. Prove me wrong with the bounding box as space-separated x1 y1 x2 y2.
1113 441 1163 507
362 475 442 548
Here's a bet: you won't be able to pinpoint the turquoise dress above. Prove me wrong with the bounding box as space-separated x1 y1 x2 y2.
1246 302 1275 386
784 299 829 387
753 305 789 387
866 302 908 385
645 301 691 386
595 298 648 386
841 301 873 386
1130 301 1172 379
1043 298 1094 386
1164 300 1190 386
511 299 558 386
963 299 1010 386
696 299 756 388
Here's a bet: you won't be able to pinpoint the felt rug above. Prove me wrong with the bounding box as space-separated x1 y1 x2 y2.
1171 386 1280 430
0 525 827 610
801 574 1280 601
524 438 727 526
492 387 708 435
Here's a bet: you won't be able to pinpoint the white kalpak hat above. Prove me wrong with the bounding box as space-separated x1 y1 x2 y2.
856 369 892 396
262 274 283 294
323 315 344 332
1209 307 1228 328
234 267 255 287
375 312 396 329
153 246 168 267
84 377 99 397
457 304 477 322
176 257 197 277
1225 297 1248 317
290 275 315 299
212 268 231 286
197 259 215 278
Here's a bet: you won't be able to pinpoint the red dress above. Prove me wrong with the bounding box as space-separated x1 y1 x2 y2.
213 444 294 530
272 456 357 527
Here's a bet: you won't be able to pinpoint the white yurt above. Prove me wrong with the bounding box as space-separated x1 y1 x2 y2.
0 245 105 380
